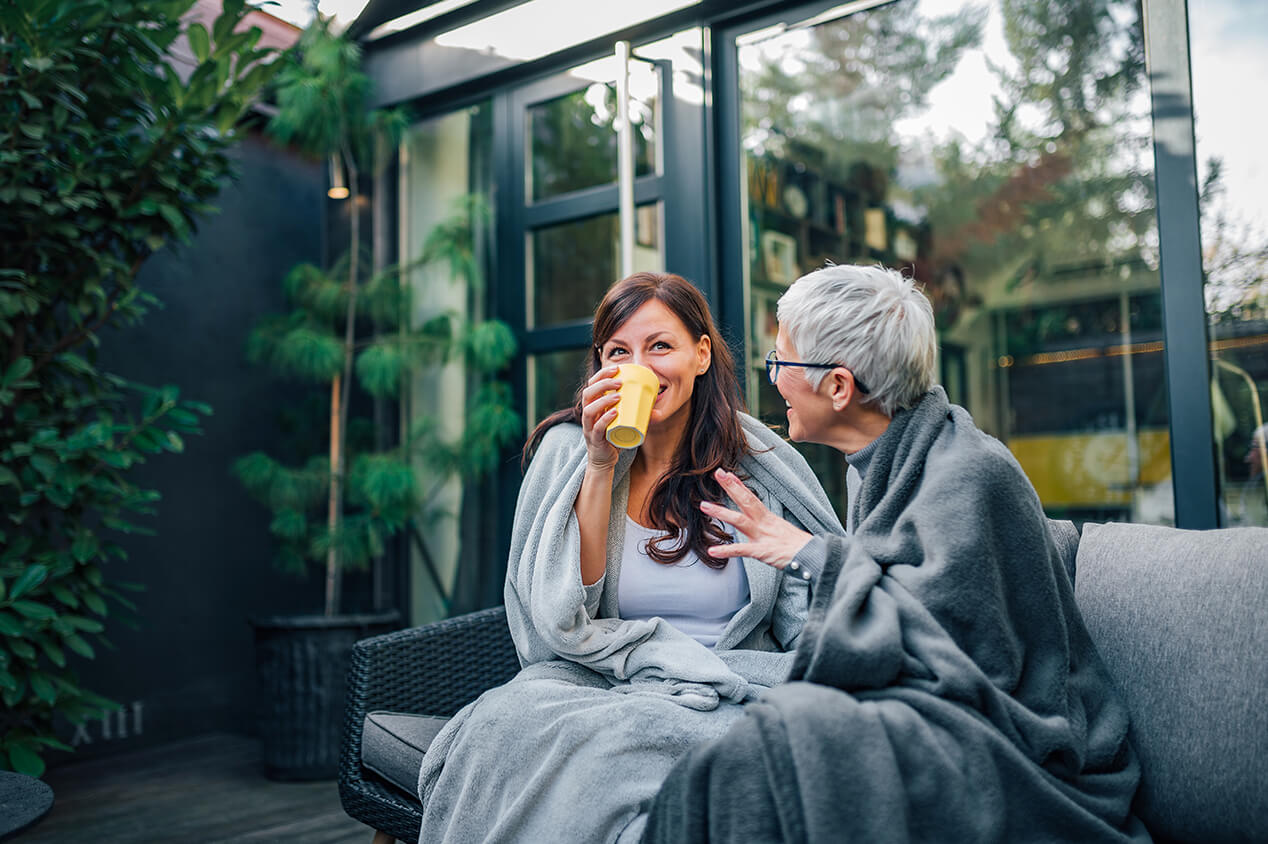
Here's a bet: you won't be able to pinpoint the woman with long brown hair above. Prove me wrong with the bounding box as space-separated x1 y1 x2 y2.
415 273 843 843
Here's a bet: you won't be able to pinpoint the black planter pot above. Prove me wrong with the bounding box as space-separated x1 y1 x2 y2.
251 611 400 781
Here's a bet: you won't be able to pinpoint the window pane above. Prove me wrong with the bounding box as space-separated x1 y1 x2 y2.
1191 3 1268 527
529 76 658 201
738 0 1167 525
528 202 661 327
529 347 590 428
402 101 496 621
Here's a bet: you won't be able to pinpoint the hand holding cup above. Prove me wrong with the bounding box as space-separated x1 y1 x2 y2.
579 365 623 469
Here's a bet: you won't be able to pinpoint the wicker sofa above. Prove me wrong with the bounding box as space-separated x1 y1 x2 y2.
338 522 1268 843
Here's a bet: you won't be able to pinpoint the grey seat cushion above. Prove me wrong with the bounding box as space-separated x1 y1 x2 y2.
1074 522 1268 843
362 711 450 797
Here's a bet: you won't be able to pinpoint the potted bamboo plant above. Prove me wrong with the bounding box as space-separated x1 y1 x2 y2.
232 18 518 780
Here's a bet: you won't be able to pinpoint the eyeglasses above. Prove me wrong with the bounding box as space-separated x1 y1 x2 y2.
765 350 870 394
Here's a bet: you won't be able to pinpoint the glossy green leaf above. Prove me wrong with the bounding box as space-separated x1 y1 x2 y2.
65 616 104 634
7 743 45 777
186 22 210 63
10 601 57 622
9 639 36 661
39 640 66 668
29 673 57 704
64 635 94 660
49 583 78 609
0 613 24 637
71 532 99 563
81 591 107 617
9 565 47 600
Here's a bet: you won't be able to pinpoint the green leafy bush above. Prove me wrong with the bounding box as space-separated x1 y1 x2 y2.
233 232 520 607
233 21 519 617
0 0 281 775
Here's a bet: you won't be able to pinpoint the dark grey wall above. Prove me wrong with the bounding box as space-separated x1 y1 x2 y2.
55 132 330 762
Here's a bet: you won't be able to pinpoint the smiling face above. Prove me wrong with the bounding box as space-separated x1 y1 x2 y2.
598 299 711 433
773 325 837 444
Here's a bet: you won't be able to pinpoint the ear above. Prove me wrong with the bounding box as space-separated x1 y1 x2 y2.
824 366 860 411
696 334 712 375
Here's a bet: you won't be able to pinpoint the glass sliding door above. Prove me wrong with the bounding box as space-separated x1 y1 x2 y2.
1190 2 1268 527
400 102 496 621
730 0 1169 525
506 46 680 427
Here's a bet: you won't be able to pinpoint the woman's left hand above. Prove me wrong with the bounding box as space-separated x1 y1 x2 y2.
701 468 812 569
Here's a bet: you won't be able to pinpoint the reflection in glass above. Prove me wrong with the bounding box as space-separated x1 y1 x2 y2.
530 77 658 201
528 203 661 327
1191 2 1268 527
529 347 590 428
738 0 1167 525
402 101 496 620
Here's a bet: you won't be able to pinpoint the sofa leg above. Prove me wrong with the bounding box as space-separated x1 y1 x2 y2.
371 831 395 844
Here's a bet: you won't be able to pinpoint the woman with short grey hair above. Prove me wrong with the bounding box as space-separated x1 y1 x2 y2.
642 264 1148 843
775 263 937 418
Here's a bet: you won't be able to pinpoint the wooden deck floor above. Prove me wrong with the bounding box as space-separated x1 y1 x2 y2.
21 732 375 843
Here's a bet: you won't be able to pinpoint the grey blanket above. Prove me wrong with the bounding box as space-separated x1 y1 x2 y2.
643 388 1149 843
417 414 845 843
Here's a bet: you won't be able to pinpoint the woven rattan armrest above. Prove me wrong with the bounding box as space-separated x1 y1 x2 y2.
338 605 520 842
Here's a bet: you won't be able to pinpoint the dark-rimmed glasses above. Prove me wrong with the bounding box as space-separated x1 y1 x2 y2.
765 350 870 394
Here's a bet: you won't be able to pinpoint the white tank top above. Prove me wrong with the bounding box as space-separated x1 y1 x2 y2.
617 516 750 649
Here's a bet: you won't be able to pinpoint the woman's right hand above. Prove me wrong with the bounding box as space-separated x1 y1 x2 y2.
579 365 623 470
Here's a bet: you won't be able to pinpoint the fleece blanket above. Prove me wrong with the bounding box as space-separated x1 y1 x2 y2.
417 414 845 844
642 387 1150 843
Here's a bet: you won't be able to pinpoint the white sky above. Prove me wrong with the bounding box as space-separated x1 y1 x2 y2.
1190 0 1268 232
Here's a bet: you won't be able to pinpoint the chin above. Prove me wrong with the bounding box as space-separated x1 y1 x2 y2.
785 415 804 442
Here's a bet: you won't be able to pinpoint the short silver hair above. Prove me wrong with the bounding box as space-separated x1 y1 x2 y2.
776 264 937 417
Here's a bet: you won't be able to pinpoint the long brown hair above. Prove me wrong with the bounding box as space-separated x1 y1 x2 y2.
523 272 749 568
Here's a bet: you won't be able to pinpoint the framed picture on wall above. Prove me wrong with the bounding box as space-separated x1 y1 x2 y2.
761 230 798 284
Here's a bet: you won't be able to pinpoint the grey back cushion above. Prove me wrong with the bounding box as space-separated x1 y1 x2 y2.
1075 522 1268 843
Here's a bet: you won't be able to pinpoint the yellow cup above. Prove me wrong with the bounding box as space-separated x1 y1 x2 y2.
605 364 659 448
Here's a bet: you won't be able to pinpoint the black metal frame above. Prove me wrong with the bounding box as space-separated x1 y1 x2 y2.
1144 0 1218 528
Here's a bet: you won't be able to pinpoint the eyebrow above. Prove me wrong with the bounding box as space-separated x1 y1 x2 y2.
604 331 674 348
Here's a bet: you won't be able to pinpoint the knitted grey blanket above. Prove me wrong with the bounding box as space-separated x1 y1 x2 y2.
642 388 1149 843
416 414 844 843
